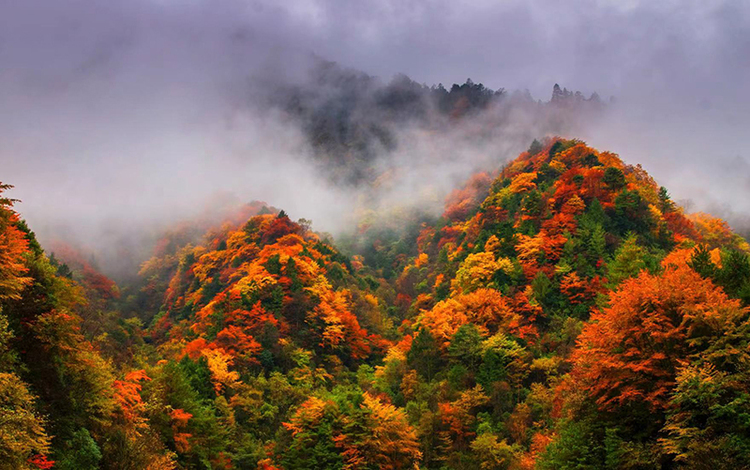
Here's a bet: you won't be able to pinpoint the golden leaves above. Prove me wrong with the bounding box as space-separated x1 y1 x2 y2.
282 396 329 436
452 251 513 294
203 349 240 394
509 172 538 194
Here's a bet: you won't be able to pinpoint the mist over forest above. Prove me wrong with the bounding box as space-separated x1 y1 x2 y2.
2 0 749 277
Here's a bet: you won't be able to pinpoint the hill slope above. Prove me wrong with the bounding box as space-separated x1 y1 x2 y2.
2 139 750 469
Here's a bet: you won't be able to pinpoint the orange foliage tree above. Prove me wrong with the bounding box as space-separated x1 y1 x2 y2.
113 369 151 436
572 264 749 410
418 288 533 349
0 183 31 301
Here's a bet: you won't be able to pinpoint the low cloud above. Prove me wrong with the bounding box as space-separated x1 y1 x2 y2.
1 0 748 277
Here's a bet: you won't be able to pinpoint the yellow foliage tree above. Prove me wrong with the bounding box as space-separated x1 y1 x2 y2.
202 349 240 394
453 252 513 294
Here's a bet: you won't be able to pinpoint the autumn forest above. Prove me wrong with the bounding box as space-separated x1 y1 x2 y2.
3 127 750 470
3 1 750 467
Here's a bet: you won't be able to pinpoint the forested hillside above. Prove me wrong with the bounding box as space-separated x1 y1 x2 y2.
2 138 750 469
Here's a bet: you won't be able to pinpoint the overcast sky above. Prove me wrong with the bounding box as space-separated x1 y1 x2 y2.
1 0 749 269
4 0 746 96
